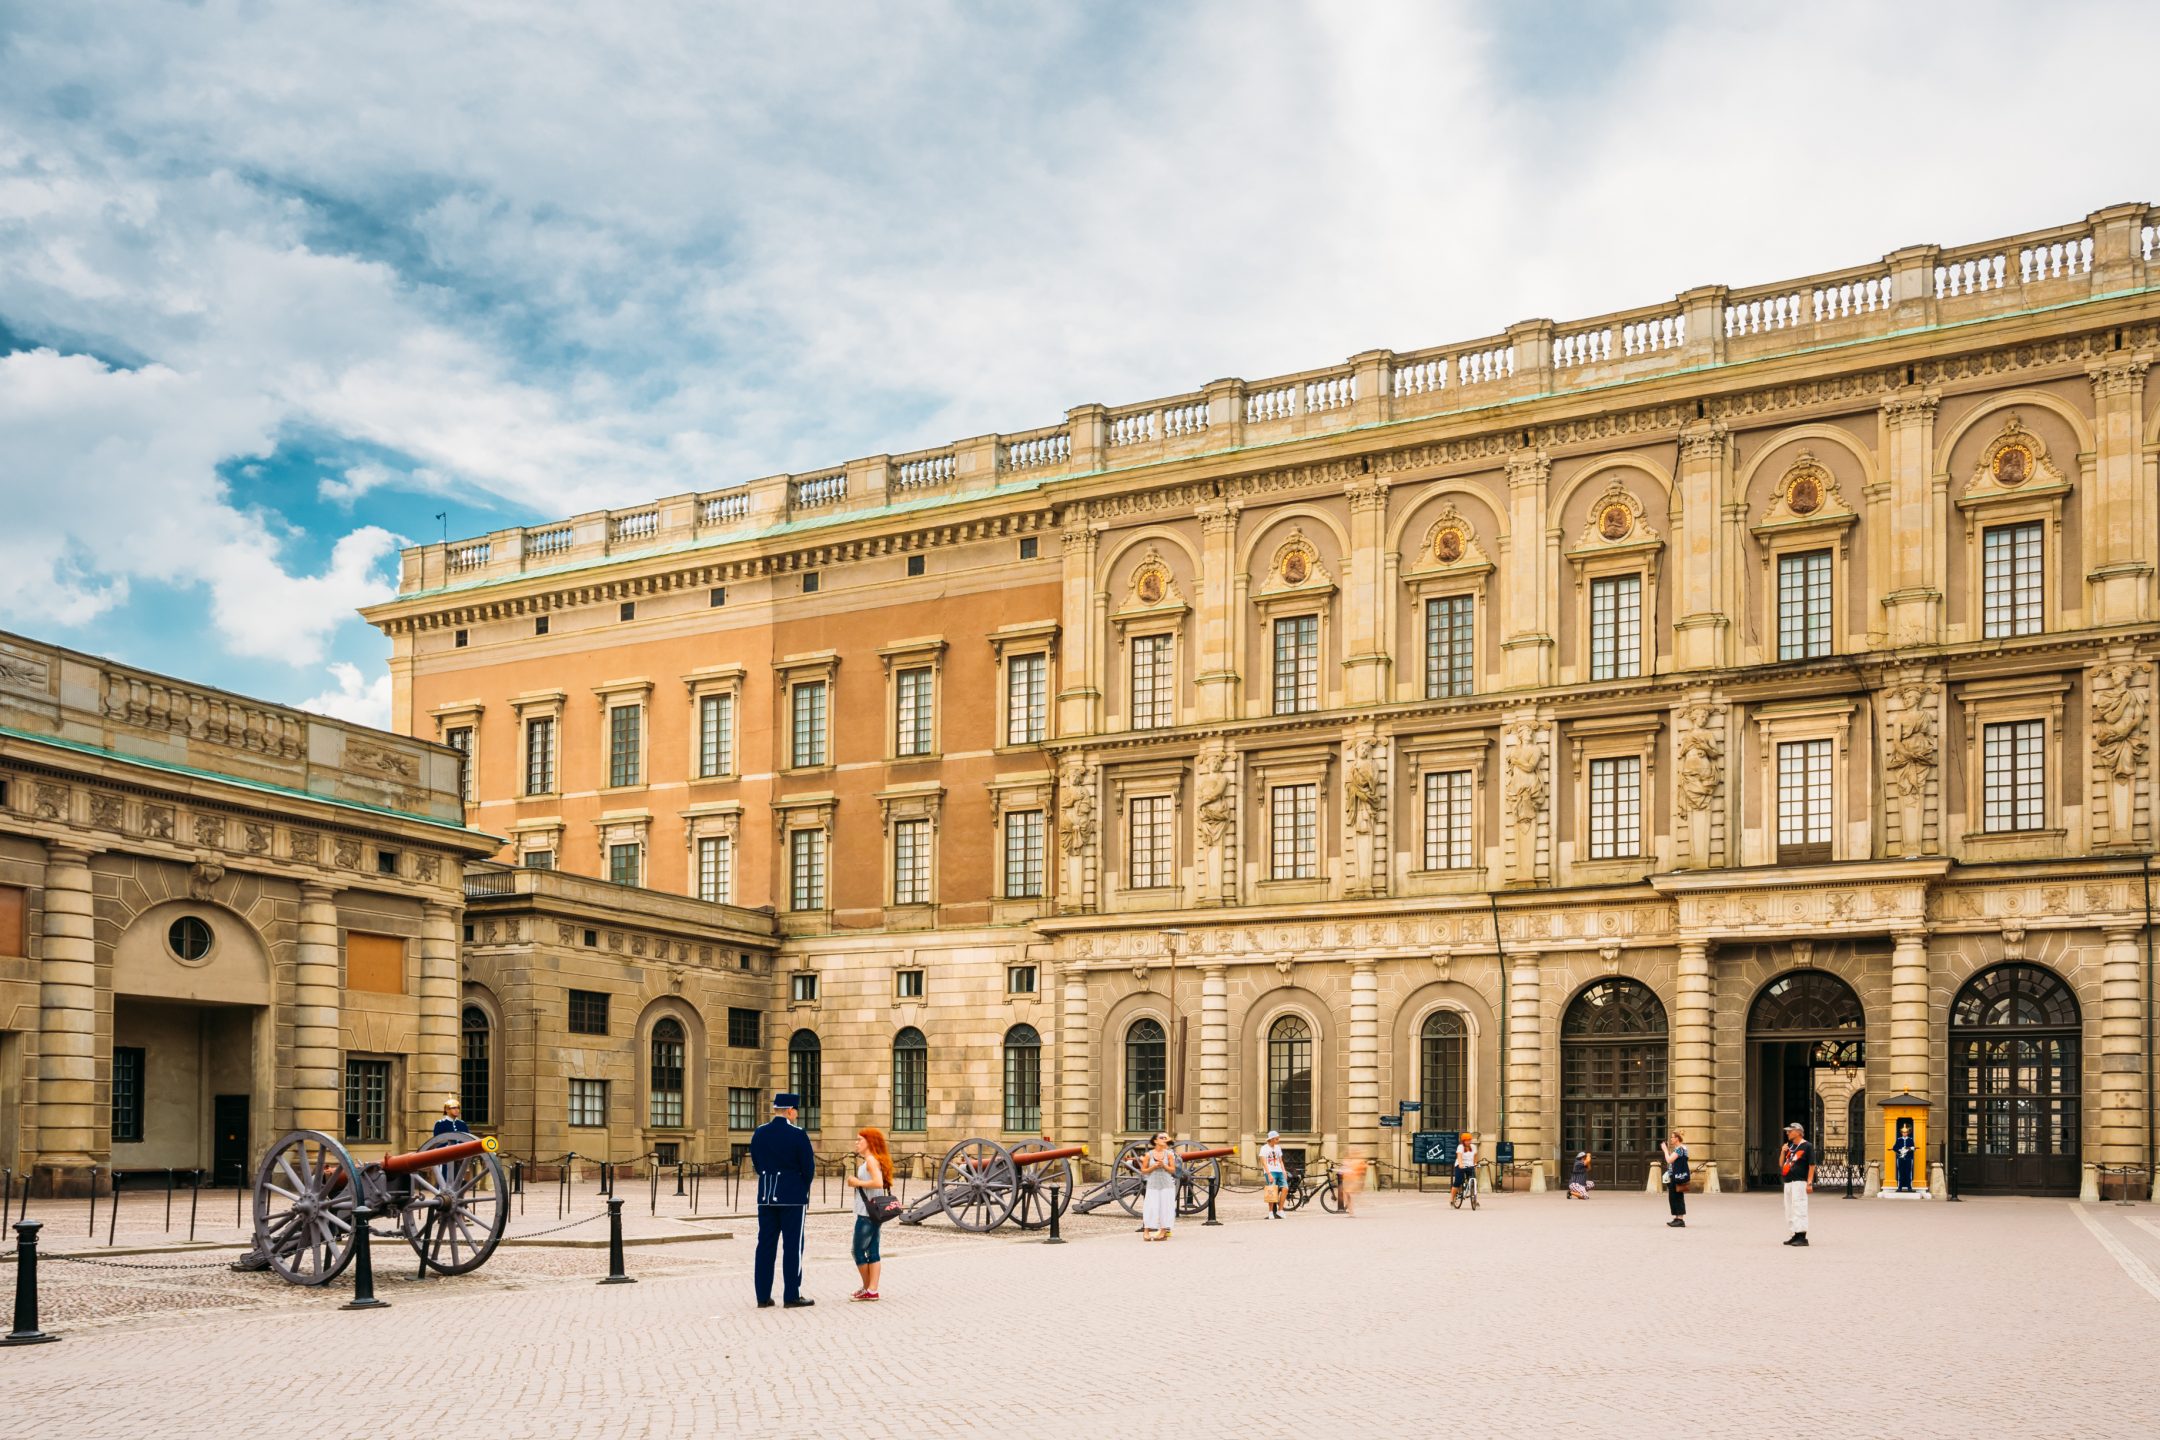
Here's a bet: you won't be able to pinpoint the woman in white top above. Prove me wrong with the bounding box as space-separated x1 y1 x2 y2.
1258 1131 1288 1219
844 1127 894 1299
1139 1132 1179 1240
1452 1133 1478 1209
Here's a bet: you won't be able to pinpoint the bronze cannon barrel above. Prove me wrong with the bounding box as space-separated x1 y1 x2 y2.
1013 1145 1086 1166
378 1135 496 1175
1174 1146 1236 1163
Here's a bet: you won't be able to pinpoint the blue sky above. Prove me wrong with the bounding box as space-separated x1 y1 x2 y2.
3 0 2156 726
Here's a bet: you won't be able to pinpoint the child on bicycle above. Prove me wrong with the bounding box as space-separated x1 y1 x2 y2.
1451 1132 1478 1209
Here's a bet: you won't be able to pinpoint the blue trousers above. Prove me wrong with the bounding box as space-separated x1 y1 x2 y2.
754 1204 806 1303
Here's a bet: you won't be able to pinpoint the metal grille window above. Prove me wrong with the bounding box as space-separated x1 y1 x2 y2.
727 1087 759 1131
696 835 733 904
1269 783 1318 880
1589 574 1642 680
1006 653 1047 744
789 828 828 911
788 1031 822 1131
1983 719 2046 832
1776 738 1834 862
1130 634 1174 730
112 1045 145 1143
1418 1012 1467 1137
1124 1019 1167 1133
460 1008 491 1126
1003 1025 1042 1133
607 705 642 787
1422 769 1474 870
1981 522 2044 639
892 818 931 905
608 842 640 887
446 726 474 802
891 1028 927 1132
567 989 610 1035
1003 809 1045 898
1272 614 1320 714
791 681 828 767
649 1018 686 1128
698 693 735 777
1588 756 1642 860
1424 595 1475 699
567 1078 606 1128
1128 795 1174 889
1777 550 1833 660
726 1008 761 1049
344 1058 391 1143
895 667 935 756
524 717 555 795
1268 1015 1314 1134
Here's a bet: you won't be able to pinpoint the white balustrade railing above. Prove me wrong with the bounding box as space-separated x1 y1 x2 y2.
1304 375 1355 412
1936 253 2006 298
793 472 847 508
447 541 492 572
1812 275 1891 321
1163 400 1208 437
1108 410 1156 446
525 526 573 558
1554 329 1611 368
1622 314 1684 355
1004 433 1070 471
610 510 658 543
1456 345 1515 385
2145 224 2160 263
1727 292 1803 337
894 453 956 489
1246 385 1297 422
1393 357 1446 396
2019 235 2092 282
700 492 752 525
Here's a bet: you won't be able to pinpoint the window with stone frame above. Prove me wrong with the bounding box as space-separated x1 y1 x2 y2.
892 817 932 905
521 848 555 870
1422 769 1474 870
1588 574 1642 681
1982 718 2045 832
1006 652 1048 744
445 725 474 803
1130 633 1175 730
567 1078 607 1128
789 827 828 911
1424 595 1475 699
1128 794 1175 889
460 1007 491 1126
697 692 735 778
1776 550 1833 660
344 1058 392 1143
1587 755 1642 859
895 667 935 757
1980 521 2044 639
727 1087 759 1130
649 1017 686 1128
1124 1018 1167 1133
524 716 556 795
891 1028 928 1132
1272 614 1321 714
607 703 643 788
112 1045 145 1143
1003 808 1045 898
1775 738 1833 863
696 834 733 904
1003 1025 1042 1133
608 841 641 887
567 989 610 1035
791 680 829 767
727 1008 761 1048
1269 783 1318 880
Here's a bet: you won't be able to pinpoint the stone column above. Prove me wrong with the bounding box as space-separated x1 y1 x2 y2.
1346 958 1380 1167
1880 391 1942 647
1672 939 1715 1185
1888 927 1931 1101
1058 964 1092 1147
35 842 99 1173
1500 449 1553 689
1197 963 1229 1145
1672 423 1731 670
2099 925 2144 1171
1194 497 1241 722
1506 949 1545 1188
415 900 462 1135
2086 357 2154 626
291 883 344 1135
1340 475 1390 706
1057 510 1102 736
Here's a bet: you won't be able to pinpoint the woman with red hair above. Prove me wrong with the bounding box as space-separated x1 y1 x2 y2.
846 1127 895 1300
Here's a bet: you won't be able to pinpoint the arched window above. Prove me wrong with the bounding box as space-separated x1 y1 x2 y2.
649 1017 686 1128
460 1005 492 1126
1950 964 2080 1194
1268 1015 1314 1134
788 1029 822 1132
1003 1024 1042 1133
892 1027 927 1133
1419 1011 1467 1136
1124 1018 1166 1133
1561 979 1667 1189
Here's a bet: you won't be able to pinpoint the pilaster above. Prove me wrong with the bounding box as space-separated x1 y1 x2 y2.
1673 422 1731 669
1340 475 1391 705
1888 928 1930 1099
1057 508 1103 737
1505 948 1544 1185
1194 496 1242 722
1500 448 1553 688
1059 965 1091 1145
2085 354 2155 625
416 899 463 1137
1198 964 1229 1146
1880 389 1943 647
292 882 344 1135
35 842 99 1169
1346 958 1380 1162
2098 925 2144 1168
1672 940 1714 1178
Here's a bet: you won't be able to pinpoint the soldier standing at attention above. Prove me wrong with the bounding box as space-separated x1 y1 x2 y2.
432 1098 469 1138
753 1091 818 1308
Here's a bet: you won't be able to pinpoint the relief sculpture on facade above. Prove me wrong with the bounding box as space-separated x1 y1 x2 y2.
2090 657 2152 845
1882 677 1939 855
1194 743 1236 906
1502 715 1548 884
1343 732 1385 899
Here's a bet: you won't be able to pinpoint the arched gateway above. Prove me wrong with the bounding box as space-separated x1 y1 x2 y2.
1949 964 2081 1195
1745 970 1865 1187
1560 979 1667 1189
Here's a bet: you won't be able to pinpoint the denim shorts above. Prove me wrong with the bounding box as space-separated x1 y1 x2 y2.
851 1215 880 1266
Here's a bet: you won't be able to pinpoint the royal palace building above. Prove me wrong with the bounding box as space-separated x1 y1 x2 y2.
365 204 2160 1198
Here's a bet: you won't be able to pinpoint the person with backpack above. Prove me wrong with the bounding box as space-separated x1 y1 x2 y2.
845 1127 895 1301
1660 1132 1691 1228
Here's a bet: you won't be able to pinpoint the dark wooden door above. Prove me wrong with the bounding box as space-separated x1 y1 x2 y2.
212 1095 249 1186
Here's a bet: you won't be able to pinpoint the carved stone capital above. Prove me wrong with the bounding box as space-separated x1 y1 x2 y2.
1882 389 1939 425
1677 422 1728 462
2087 354 2151 400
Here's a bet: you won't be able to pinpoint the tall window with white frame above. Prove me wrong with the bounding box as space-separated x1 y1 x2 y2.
892 817 931 905
696 834 733 904
1269 783 1317 880
1006 652 1047 745
1424 596 1475 699
789 827 828 910
607 704 641 788
1775 738 1833 864
446 726 474 803
1980 522 2044 638
697 692 734 778
1130 634 1174 730
895 666 935 757
524 716 556 795
791 681 828 768
1588 574 1642 680
608 841 641 887
1272 615 1320 714
1777 551 1832 660
1128 795 1174 889
1003 809 1045 898
1422 769 1474 870
1587 755 1642 860
1982 719 2045 832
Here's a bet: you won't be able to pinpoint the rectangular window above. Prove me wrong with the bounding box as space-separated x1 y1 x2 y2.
1424 595 1475 699
1422 770 1474 871
1272 614 1320 714
892 818 931 905
1129 795 1174 889
522 849 555 871
649 1033 684 1128
727 1087 759 1131
1130 634 1174 730
1588 756 1642 860
524 717 556 795
1269 783 1318 880
1003 809 1045 898
567 1078 607 1128
567 989 610 1036
791 972 819 1004
344 1058 391 1144
460 1017 490 1126
1776 739 1834 863
608 842 640 887
895 667 935 756
607 705 641 788
696 835 733 904
1006 653 1048 745
789 828 827 911
726 1008 761 1049
112 1046 145 1144
896 969 925 999
1589 574 1642 681
697 693 735 777
1981 522 2044 639
1982 719 2045 833
446 726 474 803
1777 550 1833 660
1008 964 1038 995
791 682 828 767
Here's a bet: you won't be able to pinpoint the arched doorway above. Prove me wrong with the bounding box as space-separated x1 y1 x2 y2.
1419 1011 1468 1145
1560 979 1666 1189
1745 970 1865 1187
1950 964 2081 1195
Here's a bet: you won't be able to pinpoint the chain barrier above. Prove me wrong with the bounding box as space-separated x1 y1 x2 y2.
40 1251 240 1273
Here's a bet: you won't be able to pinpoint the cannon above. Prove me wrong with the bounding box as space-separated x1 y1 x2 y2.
1071 1140 1234 1219
901 1138 1085 1232
241 1129 510 1285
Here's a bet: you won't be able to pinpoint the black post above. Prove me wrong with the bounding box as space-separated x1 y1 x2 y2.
1 1172 10 1231
1944 1138 1959 1202
4 1220 58 1345
1843 1151 1855 1200
1203 1175 1222 1226
648 1163 658 1217
86 1166 98 1239
675 1162 686 1198
188 1171 200 1244
341 1203 389 1310
1045 1185 1065 1245
107 1172 120 1248
235 1171 242 1229
598 1197 635 1285
165 1169 175 1231
513 1160 524 1196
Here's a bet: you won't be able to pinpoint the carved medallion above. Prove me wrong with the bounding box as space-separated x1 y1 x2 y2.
1598 502 1633 541
1134 562 1167 606
1434 526 1466 563
1281 548 1309 585
1787 471 1823 516
1993 439 2032 487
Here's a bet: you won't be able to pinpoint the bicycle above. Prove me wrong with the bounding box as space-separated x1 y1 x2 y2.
1282 1162 1346 1213
1450 1165 1480 1211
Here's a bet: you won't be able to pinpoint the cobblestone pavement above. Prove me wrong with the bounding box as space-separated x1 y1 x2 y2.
8 1187 2160 1437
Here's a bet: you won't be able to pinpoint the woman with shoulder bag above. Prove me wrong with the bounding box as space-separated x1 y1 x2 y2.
1660 1131 1691 1229
847 1127 896 1299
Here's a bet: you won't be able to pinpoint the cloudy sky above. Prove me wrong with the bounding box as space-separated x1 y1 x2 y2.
4 1 2156 728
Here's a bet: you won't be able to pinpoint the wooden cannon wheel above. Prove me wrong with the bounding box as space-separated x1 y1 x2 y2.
934 1138 1020 1232
252 1129 361 1286
1008 1138 1075 1230
1111 1139 1226 1218
398 1131 511 1275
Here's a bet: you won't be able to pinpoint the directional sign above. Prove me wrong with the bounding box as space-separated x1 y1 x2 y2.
1379 1115 1403 1128
1397 1100 1422 1113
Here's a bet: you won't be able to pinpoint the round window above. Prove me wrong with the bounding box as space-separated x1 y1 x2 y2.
168 916 213 962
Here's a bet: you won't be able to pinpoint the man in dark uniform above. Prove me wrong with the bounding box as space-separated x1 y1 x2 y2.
751 1091 817 1308
1893 1118 1917 1192
432 1098 470 1138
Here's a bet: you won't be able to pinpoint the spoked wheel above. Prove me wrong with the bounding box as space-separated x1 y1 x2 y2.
253 1129 361 1285
935 1139 1019 1232
1008 1139 1075 1230
1174 1141 1223 1217
1111 1140 1150 1218
400 1132 510 1275
1319 1170 1345 1214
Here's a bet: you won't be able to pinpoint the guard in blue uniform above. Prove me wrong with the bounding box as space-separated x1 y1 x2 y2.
432 1098 470 1138
1893 1118 1916 1192
751 1091 817 1308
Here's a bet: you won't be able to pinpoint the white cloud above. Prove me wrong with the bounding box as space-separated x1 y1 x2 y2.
298 661 392 729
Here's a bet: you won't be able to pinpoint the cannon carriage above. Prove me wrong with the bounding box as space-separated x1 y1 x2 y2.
1070 1140 1232 1218
241 1129 510 1284
900 1137 1084 1232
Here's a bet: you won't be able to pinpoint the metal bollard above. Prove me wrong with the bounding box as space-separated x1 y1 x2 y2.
1843 1159 1855 1200
4 1220 58 1345
675 1162 686 1198
165 1169 175 1231
341 1204 389 1310
188 1171 201 1244
599 1198 635 1285
648 1164 658 1217
1045 1186 1065 1245
1203 1176 1222 1226
107 1172 121 1248
87 1166 98 1238
512 1161 524 1197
